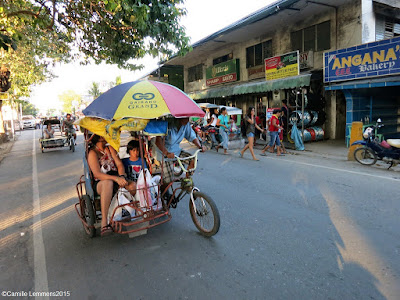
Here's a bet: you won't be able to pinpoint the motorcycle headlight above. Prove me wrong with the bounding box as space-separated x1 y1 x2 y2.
363 127 373 139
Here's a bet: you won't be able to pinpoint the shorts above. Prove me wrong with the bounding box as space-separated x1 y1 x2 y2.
268 131 281 147
93 170 119 196
162 150 193 184
246 132 255 138
66 128 76 134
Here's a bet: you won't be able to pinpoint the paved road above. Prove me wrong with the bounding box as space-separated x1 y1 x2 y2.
0 130 399 300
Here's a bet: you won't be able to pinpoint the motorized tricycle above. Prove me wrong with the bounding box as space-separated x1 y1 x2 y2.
39 119 75 153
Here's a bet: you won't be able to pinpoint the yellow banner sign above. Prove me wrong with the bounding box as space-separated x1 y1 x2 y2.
265 51 300 80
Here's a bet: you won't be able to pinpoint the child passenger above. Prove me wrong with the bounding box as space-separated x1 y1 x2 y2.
122 140 150 195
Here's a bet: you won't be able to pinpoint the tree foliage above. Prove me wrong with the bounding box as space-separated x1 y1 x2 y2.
0 0 190 137
59 90 82 114
0 0 190 70
21 100 38 116
88 82 101 100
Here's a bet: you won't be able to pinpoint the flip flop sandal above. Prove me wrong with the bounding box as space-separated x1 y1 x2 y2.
260 152 267 156
238 152 243 158
101 225 113 237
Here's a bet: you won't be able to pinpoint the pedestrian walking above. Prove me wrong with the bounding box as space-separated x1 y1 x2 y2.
239 107 264 161
278 113 288 154
260 109 284 156
215 107 230 155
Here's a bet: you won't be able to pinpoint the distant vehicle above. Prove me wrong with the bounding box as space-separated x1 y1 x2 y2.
22 115 36 129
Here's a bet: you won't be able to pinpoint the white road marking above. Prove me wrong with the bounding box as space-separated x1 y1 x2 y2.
265 155 400 182
32 131 49 299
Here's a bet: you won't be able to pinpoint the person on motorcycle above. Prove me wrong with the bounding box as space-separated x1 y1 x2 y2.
155 117 206 185
62 113 77 144
206 108 219 146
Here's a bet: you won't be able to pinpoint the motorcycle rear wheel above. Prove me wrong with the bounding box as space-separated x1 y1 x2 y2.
354 147 377 165
205 135 213 149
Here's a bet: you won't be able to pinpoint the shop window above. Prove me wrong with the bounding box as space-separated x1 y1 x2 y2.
376 15 400 41
317 21 331 51
213 53 233 65
291 21 331 52
188 64 203 82
246 40 272 68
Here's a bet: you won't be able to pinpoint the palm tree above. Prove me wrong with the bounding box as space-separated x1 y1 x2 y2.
88 82 101 99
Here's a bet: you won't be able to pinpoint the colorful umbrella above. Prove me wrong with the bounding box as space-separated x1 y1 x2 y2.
83 80 205 120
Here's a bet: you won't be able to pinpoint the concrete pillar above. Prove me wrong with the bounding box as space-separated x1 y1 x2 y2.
347 121 364 160
361 0 376 43
326 91 337 139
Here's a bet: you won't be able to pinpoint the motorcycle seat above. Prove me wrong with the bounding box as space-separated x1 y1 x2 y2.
387 139 400 148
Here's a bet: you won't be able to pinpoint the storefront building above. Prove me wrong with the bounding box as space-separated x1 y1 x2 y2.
325 36 400 145
149 0 400 144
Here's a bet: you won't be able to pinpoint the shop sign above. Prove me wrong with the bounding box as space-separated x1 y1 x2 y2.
265 51 300 80
206 59 240 86
324 36 400 83
300 51 314 69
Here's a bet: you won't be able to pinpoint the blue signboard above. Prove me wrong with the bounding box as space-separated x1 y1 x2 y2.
324 36 400 83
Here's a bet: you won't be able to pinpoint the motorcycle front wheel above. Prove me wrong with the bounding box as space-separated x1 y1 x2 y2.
354 147 377 165
189 191 220 237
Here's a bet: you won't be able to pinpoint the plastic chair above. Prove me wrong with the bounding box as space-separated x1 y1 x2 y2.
346 124 352 147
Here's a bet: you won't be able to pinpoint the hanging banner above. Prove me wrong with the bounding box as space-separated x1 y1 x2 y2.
324 36 400 83
265 51 300 81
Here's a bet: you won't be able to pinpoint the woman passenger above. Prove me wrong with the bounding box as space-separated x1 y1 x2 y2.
87 134 133 236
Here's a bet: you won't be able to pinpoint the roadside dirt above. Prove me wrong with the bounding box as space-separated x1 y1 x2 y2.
0 139 14 164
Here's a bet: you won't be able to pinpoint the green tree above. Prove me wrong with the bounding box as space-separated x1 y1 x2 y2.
108 75 123 89
21 100 38 116
59 90 82 114
88 82 101 99
0 0 190 70
46 108 56 117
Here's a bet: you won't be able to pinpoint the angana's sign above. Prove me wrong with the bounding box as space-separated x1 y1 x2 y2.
324 36 400 83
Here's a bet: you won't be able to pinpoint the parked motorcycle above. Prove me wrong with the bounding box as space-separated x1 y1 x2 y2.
352 119 400 169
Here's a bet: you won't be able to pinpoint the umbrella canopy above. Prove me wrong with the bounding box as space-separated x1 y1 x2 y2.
83 80 205 120
198 102 219 109
218 106 242 116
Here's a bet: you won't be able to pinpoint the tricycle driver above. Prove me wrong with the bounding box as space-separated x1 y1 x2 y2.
62 113 77 143
155 118 206 186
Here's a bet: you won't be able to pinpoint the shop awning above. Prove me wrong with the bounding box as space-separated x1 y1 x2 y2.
325 75 400 90
188 74 311 100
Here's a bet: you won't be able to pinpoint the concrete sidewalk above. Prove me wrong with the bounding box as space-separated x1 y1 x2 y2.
253 137 348 160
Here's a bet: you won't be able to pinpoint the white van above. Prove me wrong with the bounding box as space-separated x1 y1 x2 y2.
22 115 36 129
